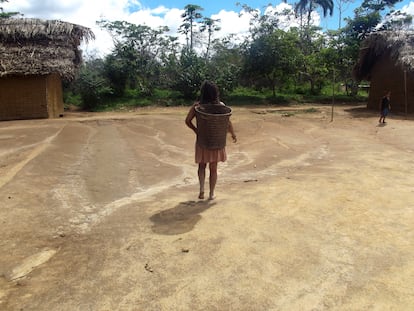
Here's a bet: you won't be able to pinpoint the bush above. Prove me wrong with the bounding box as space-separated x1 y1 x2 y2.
69 59 113 111
77 71 112 110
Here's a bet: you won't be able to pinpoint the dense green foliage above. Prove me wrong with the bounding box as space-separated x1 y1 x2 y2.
63 0 411 110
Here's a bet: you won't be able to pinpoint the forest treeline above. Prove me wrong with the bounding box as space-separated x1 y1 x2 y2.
3 0 412 109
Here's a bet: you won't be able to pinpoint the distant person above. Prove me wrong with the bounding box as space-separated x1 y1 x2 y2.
185 80 237 200
379 91 391 124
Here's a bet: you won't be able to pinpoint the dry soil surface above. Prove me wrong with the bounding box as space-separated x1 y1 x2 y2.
0 104 413 311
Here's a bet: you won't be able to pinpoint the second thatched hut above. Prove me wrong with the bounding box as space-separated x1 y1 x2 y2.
0 18 94 121
353 30 414 114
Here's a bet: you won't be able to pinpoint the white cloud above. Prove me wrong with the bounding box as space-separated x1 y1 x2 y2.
2 1 319 57
162 8 184 35
212 10 251 37
402 1 414 16
264 2 320 29
3 0 136 56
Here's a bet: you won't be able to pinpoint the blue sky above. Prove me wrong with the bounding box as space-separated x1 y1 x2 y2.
138 0 414 30
139 1 245 15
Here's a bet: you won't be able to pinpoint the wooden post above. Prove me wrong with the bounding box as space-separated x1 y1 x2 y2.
331 68 335 122
404 70 408 117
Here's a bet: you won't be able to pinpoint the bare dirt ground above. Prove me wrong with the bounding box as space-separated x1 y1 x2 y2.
0 104 413 311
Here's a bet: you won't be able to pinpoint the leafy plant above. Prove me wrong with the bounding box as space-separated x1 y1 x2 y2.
73 59 112 110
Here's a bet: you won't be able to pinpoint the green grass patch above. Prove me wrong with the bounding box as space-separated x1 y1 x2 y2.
225 87 293 106
89 88 191 112
258 107 320 117
65 86 368 112
303 107 318 113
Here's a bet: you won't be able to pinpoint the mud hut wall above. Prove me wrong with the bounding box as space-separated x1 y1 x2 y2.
368 55 414 113
0 75 49 121
46 73 64 118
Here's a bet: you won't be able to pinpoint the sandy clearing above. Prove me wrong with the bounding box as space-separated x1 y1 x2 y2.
0 104 413 310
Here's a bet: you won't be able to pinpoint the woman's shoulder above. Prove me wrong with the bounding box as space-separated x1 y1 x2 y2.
188 102 199 111
187 102 199 113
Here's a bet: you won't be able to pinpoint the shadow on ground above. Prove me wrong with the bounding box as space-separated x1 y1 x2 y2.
344 106 377 118
345 106 414 121
150 200 216 235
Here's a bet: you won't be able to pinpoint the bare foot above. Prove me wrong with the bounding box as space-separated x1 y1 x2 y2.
208 194 215 200
198 192 204 199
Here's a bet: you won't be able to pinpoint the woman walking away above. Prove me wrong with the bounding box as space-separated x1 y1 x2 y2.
185 80 237 200
379 91 391 124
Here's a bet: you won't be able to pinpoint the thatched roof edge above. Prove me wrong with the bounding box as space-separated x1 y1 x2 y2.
0 18 95 80
353 30 414 81
0 18 95 42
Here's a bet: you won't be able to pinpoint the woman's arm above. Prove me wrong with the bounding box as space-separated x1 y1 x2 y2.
185 104 198 135
228 120 237 143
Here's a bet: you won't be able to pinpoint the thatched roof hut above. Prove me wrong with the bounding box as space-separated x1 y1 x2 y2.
353 31 414 113
0 18 94 121
0 18 94 80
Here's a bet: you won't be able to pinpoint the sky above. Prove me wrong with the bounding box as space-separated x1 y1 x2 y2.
3 0 414 57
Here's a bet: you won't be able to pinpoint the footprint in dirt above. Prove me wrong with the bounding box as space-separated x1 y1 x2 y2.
150 200 215 235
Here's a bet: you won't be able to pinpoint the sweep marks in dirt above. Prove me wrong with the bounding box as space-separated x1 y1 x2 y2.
56 115 323 233
1 106 414 310
48 118 196 233
0 125 65 188
0 112 333 234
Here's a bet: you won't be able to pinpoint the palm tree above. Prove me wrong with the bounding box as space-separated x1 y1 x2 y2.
178 22 191 48
295 0 334 27
200 17 221 59
180 4 203 51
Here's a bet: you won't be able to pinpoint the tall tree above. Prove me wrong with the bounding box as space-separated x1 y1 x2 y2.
340 0 406 94
243 29 302 96
180 4 203 51
98 20 170 95
360 0 400 11
208 35 243 96
343 0 405 41
239 3 297 38
73 58 112 110
295 0 334 27
300 33 332 94
360 0 412 30
335 0 354 29
199 17 221 59
178 22 191 49
174 48 207 99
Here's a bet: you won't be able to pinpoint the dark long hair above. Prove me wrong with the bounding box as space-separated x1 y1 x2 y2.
199 80 220 105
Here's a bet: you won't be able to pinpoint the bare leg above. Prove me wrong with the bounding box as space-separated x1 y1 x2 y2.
379 112 386 123
198 163 206 199
208 162 218 200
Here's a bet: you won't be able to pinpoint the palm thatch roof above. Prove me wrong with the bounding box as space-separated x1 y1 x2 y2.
0 18 94 81
353 30 414 81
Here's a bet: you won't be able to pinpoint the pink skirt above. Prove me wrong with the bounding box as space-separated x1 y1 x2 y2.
195 143 227 163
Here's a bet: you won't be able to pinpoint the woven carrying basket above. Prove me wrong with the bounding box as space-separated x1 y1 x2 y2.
195 104 232 149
